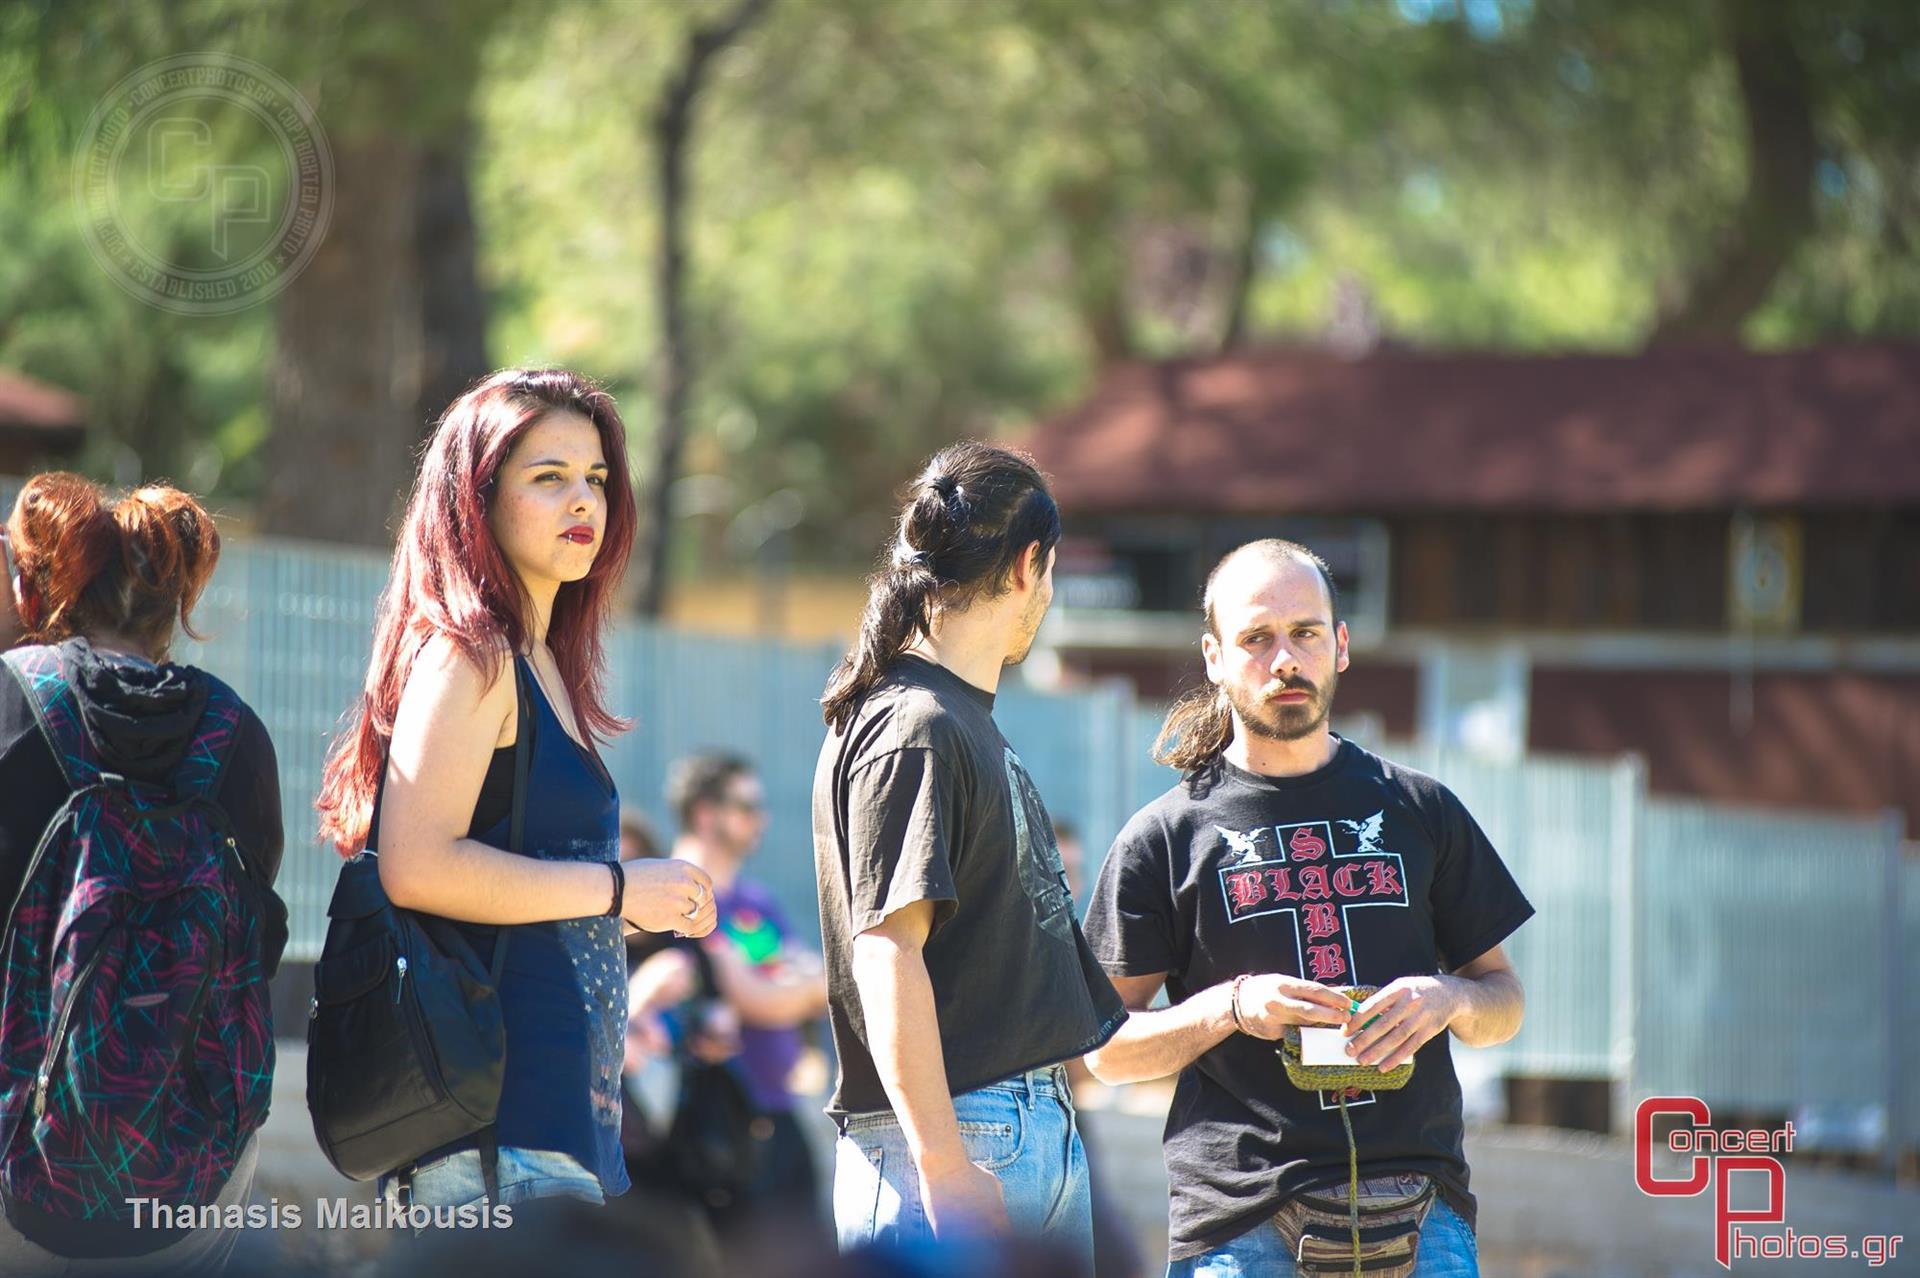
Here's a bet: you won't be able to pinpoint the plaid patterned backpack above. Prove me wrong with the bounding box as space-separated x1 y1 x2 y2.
0 645 277 1258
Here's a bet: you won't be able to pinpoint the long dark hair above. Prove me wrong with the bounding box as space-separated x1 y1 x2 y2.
1153 539 1338 772
821 442 1061 732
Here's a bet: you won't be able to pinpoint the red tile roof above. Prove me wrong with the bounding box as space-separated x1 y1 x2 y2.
0 370 85 433
1024 343 1920 514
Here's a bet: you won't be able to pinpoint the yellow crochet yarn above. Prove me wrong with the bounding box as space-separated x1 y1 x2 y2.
1278 984 1416 1092
1277 984 1418 1278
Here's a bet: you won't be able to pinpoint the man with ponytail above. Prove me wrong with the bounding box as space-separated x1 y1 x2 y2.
812 443 1126 1259
1082 540 1532 1276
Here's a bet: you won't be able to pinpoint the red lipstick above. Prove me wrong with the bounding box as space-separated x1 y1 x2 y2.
561 525 596 545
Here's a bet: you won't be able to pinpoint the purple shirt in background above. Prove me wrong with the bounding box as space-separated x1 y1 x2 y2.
716 876 805 1114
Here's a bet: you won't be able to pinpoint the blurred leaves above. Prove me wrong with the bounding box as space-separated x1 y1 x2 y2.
1 0 1917 563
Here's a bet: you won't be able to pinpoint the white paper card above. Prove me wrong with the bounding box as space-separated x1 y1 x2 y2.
1299 1026 1351 1067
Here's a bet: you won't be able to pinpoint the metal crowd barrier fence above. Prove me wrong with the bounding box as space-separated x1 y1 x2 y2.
0 506 1905 1160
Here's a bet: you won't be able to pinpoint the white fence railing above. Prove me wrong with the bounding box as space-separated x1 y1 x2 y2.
0 513 1909 1159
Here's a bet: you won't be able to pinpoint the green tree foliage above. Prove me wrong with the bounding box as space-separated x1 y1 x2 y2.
0 2 285 491
2 0 1915 565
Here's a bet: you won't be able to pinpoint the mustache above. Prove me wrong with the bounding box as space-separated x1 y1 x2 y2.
1263 677 1318 699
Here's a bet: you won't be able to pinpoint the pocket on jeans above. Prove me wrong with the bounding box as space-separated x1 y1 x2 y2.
957 1115 1023 1172
834 1138 888 1242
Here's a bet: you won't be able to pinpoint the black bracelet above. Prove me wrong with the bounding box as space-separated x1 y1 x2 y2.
604 861 625 919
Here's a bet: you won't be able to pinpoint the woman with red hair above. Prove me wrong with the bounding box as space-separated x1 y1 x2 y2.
315 368 716 1212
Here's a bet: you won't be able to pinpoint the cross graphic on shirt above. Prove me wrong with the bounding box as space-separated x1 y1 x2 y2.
1215 819 1409 984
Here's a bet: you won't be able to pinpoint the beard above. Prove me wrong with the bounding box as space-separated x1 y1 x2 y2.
1225 669 1338 742
1003 587 1049 667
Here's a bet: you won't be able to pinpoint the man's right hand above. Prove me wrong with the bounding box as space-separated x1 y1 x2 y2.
918 1156 1010 1239
1232 973 1353 1040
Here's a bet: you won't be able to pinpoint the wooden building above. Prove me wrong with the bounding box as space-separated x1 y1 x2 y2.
1024 342 1920 831
0 370 86 475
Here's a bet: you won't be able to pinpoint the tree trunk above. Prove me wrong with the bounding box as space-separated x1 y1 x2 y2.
1052 176 1136 367
1646 0 1818 346
262 132 425 545
1218 183 1270 353
414 123 491 434
632 0 776 617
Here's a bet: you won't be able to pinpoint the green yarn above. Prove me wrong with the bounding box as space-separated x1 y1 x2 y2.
1279 984 1414 1278
1277 985 1416 1093
1337 1091 1361 1278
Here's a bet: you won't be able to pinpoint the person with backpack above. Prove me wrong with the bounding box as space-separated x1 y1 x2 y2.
625 753 830 1244
0 474 289 1274
310 368 717 1217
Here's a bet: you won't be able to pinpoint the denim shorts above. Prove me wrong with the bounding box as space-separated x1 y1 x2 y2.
378 1145 605 1212
1166 1193 1480 1278
832 1064 1091 1261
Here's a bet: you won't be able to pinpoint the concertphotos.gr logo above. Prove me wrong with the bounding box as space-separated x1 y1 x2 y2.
1635 1096 1905 1270
72 53 333 316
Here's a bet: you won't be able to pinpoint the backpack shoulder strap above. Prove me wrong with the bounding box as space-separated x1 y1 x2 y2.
171 672 248 801
2 645 99 791
675 934 722 1002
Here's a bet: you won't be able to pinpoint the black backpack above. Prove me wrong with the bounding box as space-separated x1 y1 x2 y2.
663 945 765 1209
0 646 285 1258
305 664 532 1202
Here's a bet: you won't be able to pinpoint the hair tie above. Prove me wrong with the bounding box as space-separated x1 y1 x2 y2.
891 538 932 572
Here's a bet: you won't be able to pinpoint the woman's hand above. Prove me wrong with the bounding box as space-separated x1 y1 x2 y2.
621 858 717 937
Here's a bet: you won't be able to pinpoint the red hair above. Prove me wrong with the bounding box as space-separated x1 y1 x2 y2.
315 368 637 855
6 473 221 659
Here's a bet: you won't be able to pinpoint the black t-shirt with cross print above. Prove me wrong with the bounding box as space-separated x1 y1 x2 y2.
1084 738 1534 1262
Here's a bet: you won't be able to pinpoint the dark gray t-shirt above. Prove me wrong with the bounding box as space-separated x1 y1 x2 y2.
812 655 1127 1116
1085 740 1534 1260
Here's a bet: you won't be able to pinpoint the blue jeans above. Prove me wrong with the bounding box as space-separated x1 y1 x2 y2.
1167 1194 1480 1277
833 1065 1092 1261
378 1145 605 1211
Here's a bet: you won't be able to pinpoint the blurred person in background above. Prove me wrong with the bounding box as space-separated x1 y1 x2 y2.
1083 540 1531 1277
614 804 682 1175
0 475 288 1274
620 805 664 861
662 752 830 1238
618 803 683 1075
813 442 1125 1262
617 803 673 1078
1054 817 1147 1278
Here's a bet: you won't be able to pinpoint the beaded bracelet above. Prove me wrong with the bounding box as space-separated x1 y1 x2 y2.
1230 973 1252 1034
